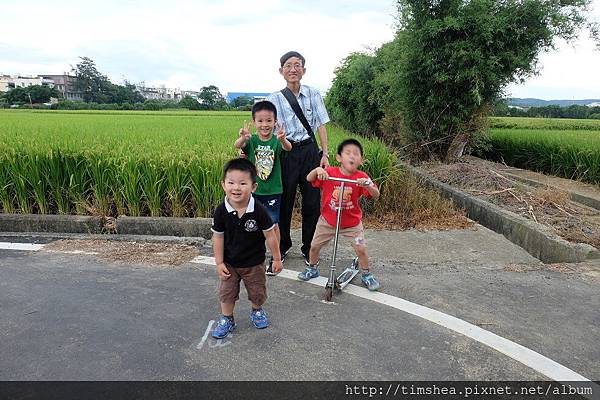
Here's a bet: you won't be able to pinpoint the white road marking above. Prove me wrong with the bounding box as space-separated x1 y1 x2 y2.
0 242 45 251
193 255 592 382
46 250 98 255
191 255 219 265
196 320 215 350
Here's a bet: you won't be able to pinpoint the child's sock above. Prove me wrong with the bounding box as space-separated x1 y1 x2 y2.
309 263 318 269
223 314 234 322
361 269 370 276
251 307 262 312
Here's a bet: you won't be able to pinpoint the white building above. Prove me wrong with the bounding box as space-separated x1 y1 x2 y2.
0 74 54 92
135 84 182 101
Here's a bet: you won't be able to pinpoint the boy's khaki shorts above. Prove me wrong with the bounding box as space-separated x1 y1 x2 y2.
311 216 365 248
218 263 267 305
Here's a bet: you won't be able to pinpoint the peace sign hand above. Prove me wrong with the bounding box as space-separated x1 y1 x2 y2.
239 120 251 141
276 122 286 142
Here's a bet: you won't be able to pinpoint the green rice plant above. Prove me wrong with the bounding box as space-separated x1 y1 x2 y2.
9 150 33 214
165 158 192 217
139 158 166 217
45 149 72 214
0 152 15 213
490 117 600 131
86 154 116 215
27 153 50 214
0 110 399 218
118 157 144 217
484 128 600 185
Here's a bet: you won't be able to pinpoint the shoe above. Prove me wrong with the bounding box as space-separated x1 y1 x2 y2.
212 316 235 339
361 272 381 291
301 252 319 267
266 257 277 276
250 308 269 329
297 266 319 281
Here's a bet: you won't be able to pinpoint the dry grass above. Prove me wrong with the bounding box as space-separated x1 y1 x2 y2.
424 159 600 248
43 239 200 266
291 169 472 231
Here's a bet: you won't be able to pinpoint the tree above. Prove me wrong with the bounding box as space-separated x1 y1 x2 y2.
394 0 598 161
230 95 254 110
179 95 201 110
72 56 113 103
28 85 62 103
326 0 598 161
2 85 61 104
326 52 382 135
198 85 228 110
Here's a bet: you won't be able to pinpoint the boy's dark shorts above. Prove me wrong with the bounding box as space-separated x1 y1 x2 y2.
218 263 267 305
253 193 281 224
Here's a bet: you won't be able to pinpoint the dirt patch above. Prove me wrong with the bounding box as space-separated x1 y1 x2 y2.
423 159 600 249
43 239 200 266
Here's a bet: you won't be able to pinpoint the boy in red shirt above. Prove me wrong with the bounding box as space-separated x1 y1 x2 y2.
299 138 381 291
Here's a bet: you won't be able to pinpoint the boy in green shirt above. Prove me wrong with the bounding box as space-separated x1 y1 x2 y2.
235 100 292 275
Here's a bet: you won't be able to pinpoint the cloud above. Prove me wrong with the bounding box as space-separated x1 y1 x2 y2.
1 0 598 99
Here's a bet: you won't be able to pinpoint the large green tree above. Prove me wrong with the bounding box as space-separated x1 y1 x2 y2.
396 0 597 161
198 85 228 110
327 0 597 161
72 57 144 104
2 85 61 104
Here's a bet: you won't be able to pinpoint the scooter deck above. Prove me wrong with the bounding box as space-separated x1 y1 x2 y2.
335 258 359 290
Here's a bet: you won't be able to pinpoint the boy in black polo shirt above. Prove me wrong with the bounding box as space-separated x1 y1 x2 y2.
211 158 283 339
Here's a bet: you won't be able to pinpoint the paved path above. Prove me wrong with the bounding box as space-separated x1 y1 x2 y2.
0 226 598 381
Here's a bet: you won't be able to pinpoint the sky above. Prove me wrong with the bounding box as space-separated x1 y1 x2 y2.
1 0 599 100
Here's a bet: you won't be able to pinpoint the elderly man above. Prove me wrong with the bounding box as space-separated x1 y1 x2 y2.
265 51 330 274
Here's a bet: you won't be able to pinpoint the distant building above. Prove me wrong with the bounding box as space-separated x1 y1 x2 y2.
0 73 83 101
136 84 182 101
181 90 200 99
0 74 54 92
40 74 83 101
226 92 270 104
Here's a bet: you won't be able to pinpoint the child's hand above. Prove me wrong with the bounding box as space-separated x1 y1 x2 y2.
217 263 231 280
357 178 373 187
239 120 251 141
316 167 329 180
276 123 286 142
272 259 283 273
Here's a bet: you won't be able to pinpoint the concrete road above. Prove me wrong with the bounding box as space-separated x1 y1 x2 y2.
0 225 598 381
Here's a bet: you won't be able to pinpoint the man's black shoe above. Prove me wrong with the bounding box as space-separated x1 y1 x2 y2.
265 257 276 276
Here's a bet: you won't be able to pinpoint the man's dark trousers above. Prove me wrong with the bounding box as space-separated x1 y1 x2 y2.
279 141 321 257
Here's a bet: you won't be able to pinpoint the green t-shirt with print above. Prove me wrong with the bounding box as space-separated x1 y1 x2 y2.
243 134 284 195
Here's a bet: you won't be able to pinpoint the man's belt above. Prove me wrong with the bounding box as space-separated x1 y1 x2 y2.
289 137 315 148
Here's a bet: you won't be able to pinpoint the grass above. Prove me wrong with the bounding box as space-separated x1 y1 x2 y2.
0 110 399 218
485 117 600 185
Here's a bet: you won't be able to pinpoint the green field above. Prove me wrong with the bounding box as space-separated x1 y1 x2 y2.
0 110 397 217
486 117 600 185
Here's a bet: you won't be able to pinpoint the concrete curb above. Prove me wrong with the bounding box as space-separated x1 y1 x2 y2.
0 214 104 234
0 214 213 240
405 165 600 263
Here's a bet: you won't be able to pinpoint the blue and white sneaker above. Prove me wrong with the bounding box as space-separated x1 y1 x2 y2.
298 267 319 281
361 272 380 291
250 308 269 329
212 316 235 339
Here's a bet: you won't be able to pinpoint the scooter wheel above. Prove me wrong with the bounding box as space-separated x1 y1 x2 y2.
324 286 333 302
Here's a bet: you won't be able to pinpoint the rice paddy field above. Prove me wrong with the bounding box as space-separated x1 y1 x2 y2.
486 117 600 185
0 110 397 217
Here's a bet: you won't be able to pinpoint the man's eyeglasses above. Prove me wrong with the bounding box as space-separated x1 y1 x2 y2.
282 63 304 71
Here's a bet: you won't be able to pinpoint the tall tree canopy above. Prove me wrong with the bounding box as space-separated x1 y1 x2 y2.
326 0 598 161
72 57 144 104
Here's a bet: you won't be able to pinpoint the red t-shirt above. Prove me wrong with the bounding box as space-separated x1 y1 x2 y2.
312 167 375 229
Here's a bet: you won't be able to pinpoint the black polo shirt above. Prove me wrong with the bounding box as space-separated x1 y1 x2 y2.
211 196 275 268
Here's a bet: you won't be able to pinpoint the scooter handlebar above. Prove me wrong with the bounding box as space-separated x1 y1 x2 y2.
327 176 371 185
